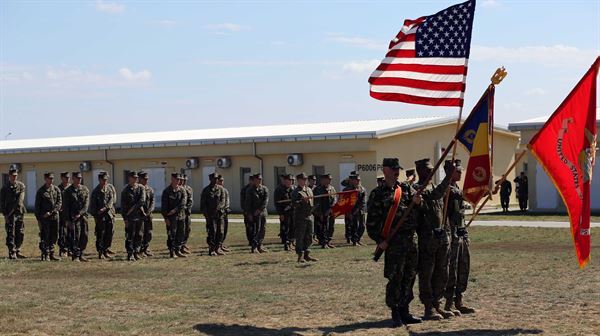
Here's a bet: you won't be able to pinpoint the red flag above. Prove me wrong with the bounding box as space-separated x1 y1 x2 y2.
331 190 358 218
528 56 599 269
369 0 475 107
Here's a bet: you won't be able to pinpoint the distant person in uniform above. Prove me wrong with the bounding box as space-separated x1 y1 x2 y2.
138 171 155 257
181 174 193 255
57 172 71 257
405 169 416 186
35 172 62 261
216 174 231 252
90 171 116 260
162 173 187 258
513 172 529 211
200 172 227 256
63 172 90 262
121 171 147 261
343 171 367 246
241 175 254 247
1 169 27 259
313 174 337 249
292 173 318 263
499 179 512 212
244 173 269 253
274 174 294 251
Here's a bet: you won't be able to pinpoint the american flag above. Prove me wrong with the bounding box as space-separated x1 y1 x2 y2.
369 0 476 107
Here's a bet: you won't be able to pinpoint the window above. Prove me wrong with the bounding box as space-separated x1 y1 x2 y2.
274 166 286 187
240 167 251 190
312 165 325 177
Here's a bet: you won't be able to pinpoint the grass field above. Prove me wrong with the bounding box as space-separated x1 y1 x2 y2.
0 217 598 336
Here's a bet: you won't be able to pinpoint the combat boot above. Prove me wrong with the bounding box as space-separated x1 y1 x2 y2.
445 299 461 316
283 243 289 251
257 245 268 253
49 252 61 261
105 249 115 255
391 307 403 328
41 252 48 261
423 305 443 321
434 304 454 319
133 253 142 260
220 246 230 252
99 252 105 260
297 254 305 263
303 251 318 262
174 250 187 258
143 249 154 257
79 256 89 262
250 246 257 254
102 251 113 260
169 250 177 259
181 245 191 254
326 243 336 249
8 251 16 260
399 305 422 324
215 248 225 256
15 251 27 259
455 297 476 314
127 253 135 261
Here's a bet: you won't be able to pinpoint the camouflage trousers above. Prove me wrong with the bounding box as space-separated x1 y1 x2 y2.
315 214 335 246
205 215 224 250
221 214 228 245
4 214 24 253
445 236 470 301
58 216 70 253
279 213 294 244
125 219 143 254
70 217 89 258
183 213 192 246
294 216 313 254
94 215 114 253
166 217 185 252
345 212 365 243
418 233 450 307
38 218 59 254
248 213 267 248
384 232 418 308
243 214 253 246
141 216 153 252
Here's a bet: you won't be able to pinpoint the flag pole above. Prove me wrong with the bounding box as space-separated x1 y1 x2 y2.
465 149 527 227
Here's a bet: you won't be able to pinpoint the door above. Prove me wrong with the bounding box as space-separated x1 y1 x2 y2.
143 168 166 209
339 163 355 190
202 166 215 188
536 164 557 209
25 171 36 209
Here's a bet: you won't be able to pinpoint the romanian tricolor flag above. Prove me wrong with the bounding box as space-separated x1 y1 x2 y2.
528 56 598 269
456 85 495 205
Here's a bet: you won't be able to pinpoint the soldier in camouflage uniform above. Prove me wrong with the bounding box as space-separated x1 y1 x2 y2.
57 172 71 257
274 174 294 251
63 172 90 262
240 175 254 247
200 172 227 256
181 174 193 254
443 160 476 315
292 173 318 263
121 171 147 261
35 172 62 261
216 175 231 252
90 171 116 260
138 171 155 256
244 173 269 253
367 158 421 328
414 158 453 320
313 174 337 248
162 173 187 258
308 175 318 242
405 169 416 186
1 169 27 259
343 172 367 246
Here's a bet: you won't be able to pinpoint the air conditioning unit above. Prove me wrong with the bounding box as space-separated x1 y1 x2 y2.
185 158 199 169
79 161 92 172
216 157 231 169
9 163 21 172
287 154 303 166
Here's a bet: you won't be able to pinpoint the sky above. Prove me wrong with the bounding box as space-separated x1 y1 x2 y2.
1 0 599 140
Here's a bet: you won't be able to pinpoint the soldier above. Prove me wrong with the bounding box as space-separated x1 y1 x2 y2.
376 176 384 188
366 158 422 328
138 171 155 256
1 169 26 259
162 173 187 258
405 169 416 186
216 174 231 252
200 172 227 256
240 175 254 247
35 172 62 261
414 158 453 320
313 173 337 248
274 174 294 251
121 171 147 261
244 173 269 253
90 171 116 260
499 179 512 212
344 172 367 246
63 172 90 262
514 172 528 211
292 173 318 263
443 160 476 316
308 175 318 242
307 175 317 190
181 174 193 254
57 172 71 257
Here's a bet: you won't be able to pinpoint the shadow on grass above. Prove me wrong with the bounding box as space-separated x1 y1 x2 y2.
408 328 543 336
193 323 308 336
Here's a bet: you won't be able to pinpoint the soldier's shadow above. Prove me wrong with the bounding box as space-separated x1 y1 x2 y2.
408 328 543 336
193 323 308 336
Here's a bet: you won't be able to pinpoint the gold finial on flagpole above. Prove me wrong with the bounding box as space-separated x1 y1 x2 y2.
491 66 508 85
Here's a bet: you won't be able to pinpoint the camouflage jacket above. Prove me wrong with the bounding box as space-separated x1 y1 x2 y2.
0 181 26 216
63 184 90 220
240 184 252 212
222 186 231 213
244 185 269 215
34 184 62 221
90 184 116 219
447 183 467 238
200 183 226 218
343 185 367 214
161 185 187 220
313 184 336 216
366 180 417 244
58 183 70 217
291 186 314 220
142 185 155 216
274 185 293 215
121 183 146 221
414 174 452 237
184 185 193 215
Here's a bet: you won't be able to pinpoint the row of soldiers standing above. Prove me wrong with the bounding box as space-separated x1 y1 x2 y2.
366 157 476 328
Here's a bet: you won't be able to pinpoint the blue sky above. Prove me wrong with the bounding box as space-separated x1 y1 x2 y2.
1 0 599 140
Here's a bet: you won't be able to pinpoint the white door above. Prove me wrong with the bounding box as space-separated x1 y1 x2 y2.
202 166 215 188
25 171 36 209
536 164 557 209
339 163 355 190
590 160 600 210
143 168 166 209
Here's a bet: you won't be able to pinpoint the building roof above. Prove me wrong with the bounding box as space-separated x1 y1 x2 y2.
0 115 514 154
508 109 600 131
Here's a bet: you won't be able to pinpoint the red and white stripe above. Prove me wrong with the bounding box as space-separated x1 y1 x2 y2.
369 19 468 107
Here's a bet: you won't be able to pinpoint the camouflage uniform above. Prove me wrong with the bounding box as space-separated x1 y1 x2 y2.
1 179 26 257
240 183 253 246
35 182 62 257
63 183 90 258
313 183 336 247
220 185 231 247
121 183 146 256
444 183 471 305
244 183 269 250
162 184 187 254
274 183 294 248
182 184 193 248
141 183 155 253
90 183 116 255
292 185 314 255
200 182 226 253
343 184 367 244
57 182 71 254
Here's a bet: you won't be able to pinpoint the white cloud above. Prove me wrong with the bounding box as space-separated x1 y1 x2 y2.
95 0 125 14
325 33 386 50
471 44 598 67
119 68 152 81
524 88 546 96
152 19 177 28
482 0 501 7
342 60 380 73
205 23 246 33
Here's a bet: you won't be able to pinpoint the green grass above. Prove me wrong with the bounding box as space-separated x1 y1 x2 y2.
0 218 598 335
